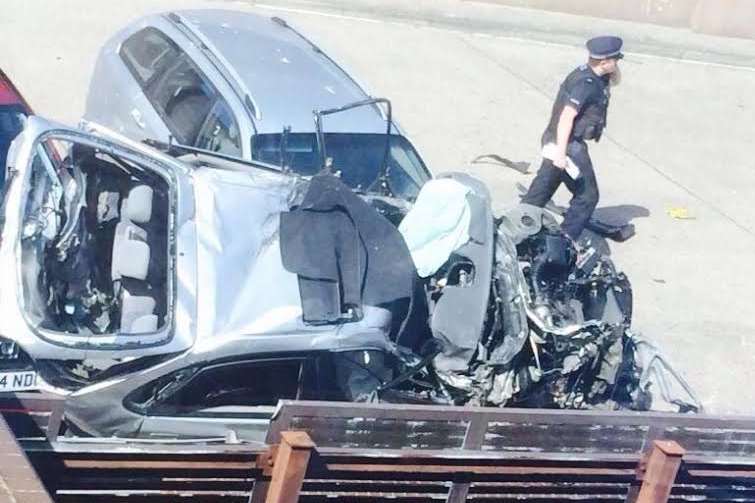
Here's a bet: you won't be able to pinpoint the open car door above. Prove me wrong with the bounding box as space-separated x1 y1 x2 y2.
0 116 195 372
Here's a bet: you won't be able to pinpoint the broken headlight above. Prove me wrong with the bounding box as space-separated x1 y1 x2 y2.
0 338 20 360
0 336 35 372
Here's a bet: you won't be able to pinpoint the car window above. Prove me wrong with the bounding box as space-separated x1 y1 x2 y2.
126 351 394 415
149 56 216 145
120 27 179 86
195 100 241 156
146 359 303 414
121 29 236 149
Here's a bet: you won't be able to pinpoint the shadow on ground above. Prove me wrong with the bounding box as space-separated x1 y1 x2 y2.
593 204 651 227
580 205 650 258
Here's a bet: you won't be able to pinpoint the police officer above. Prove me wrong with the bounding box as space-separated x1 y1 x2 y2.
522 36 623 242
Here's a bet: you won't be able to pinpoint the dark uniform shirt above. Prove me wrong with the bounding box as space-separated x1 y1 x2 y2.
542 64 611 146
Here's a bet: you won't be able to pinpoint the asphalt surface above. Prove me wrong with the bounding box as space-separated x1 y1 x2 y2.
2 0 755 414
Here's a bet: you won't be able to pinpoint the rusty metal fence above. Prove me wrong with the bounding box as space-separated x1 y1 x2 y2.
3 396 755 502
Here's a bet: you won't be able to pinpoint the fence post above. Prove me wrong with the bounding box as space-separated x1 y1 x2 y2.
265 431 315 503
636 440 685 503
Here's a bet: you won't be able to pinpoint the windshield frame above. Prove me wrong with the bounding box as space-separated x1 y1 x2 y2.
250 131 431 200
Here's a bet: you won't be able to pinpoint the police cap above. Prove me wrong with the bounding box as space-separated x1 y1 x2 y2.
586 36 624 60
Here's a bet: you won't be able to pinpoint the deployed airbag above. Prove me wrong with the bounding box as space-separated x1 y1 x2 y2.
399 178 471 277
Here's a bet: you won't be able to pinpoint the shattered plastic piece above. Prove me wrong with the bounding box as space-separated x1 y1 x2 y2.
437 370 475 391
596 336 623 385
97 191 120 223
562 354 582 374
94 311 111 332
527 366 542 383
489 369 516 405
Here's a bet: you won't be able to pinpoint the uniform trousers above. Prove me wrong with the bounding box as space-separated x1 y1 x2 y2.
522 140 599 240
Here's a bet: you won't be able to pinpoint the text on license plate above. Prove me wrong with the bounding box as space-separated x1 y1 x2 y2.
0 371 38 392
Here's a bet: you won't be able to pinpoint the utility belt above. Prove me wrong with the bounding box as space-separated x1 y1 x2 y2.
573 105 606 142
573 121 604 142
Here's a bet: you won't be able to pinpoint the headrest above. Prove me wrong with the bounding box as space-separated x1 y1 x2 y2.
113 240 150 280
124 185 153 224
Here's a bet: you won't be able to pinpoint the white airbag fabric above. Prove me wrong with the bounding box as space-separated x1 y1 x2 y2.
399 178 471 277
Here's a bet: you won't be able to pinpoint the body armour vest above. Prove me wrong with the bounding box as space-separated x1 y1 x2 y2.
542 65 610 145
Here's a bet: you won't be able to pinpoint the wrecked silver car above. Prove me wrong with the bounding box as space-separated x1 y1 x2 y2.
1 114 697 440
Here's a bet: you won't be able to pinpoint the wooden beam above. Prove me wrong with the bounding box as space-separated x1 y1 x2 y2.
265 431 315 503
636 441 685 503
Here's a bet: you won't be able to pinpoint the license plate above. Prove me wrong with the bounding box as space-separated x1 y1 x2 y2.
0 370 38 392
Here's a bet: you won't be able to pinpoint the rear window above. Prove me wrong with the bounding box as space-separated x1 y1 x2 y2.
120 27 179 86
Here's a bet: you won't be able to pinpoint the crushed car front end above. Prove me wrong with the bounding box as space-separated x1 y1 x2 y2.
60 159 700 440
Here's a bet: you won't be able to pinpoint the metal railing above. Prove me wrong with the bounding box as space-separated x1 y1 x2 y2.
3 396 755 502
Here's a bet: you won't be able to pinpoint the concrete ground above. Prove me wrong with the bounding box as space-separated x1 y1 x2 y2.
2 0 754 414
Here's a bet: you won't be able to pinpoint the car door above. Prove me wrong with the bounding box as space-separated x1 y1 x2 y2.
130 350 392 441
0 116 196 364
134 358 301 441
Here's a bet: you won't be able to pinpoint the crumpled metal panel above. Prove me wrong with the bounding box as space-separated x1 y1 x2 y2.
487 222 530 366
191 167 303 342
430 173 493 372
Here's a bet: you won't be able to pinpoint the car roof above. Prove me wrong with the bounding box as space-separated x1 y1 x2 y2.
173 9 390 135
